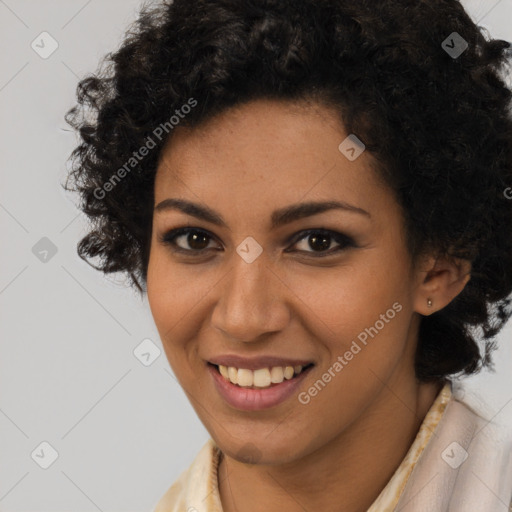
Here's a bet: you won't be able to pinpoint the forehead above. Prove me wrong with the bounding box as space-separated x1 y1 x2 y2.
153 99 391 221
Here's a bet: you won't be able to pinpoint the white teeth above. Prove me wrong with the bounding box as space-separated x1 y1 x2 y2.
237 368 253 387
283 366 294 380
270 366 284 383
219 365 229 379
227 366 238 384
217 364 308 388
253 368 271 387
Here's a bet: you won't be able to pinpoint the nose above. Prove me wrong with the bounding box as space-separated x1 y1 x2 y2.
210 257 290 342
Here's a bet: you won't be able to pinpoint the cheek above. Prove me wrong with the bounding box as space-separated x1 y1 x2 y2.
146 248 188 350
288 262 406 334
283 253 412 379
146 267 192 376
146 249 168 323
146 244 194 320
145 248 215 363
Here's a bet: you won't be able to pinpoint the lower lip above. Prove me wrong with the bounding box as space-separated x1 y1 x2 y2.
208 363 314 411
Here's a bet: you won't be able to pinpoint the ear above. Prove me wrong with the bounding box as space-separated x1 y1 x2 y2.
413 253 472 316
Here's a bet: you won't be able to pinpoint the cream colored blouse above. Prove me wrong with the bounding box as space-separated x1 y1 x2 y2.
153 382 512 511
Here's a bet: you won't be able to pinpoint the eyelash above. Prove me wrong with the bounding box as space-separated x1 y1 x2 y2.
158 227 355 258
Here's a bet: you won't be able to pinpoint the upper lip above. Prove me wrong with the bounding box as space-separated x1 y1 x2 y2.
207 355 314 371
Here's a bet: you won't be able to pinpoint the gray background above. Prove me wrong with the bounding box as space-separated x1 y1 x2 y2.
1 1 511 511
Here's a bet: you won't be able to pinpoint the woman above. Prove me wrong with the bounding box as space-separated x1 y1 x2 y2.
63 0 512 510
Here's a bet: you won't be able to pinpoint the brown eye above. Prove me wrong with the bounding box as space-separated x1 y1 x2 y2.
288 229 354 257
181 231 210 250
303 233 332 252
159 228 220 253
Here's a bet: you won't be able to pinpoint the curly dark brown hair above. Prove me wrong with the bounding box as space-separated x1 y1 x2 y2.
63 0 512 382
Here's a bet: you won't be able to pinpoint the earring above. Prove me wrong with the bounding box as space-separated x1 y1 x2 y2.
427 298 433 308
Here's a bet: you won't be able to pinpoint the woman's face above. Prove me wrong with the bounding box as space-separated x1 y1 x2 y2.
147 98 428 464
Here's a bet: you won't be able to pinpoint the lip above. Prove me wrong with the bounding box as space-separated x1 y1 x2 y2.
208 362 314 411
207 355 314 371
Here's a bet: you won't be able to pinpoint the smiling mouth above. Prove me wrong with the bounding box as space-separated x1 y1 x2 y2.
208 362 315 389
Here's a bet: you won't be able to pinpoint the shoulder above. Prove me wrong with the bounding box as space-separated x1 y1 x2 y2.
444 396 512 510
396 388 512 511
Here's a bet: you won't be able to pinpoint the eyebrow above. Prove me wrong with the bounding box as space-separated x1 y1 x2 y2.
154 198 371 229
